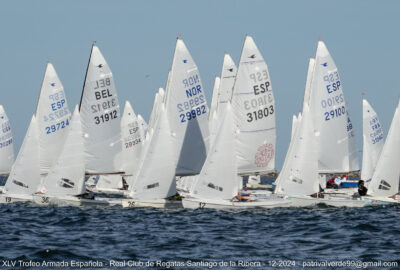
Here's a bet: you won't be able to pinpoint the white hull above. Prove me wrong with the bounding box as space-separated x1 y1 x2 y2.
121 198 182 208
182 197 292 210
91 187 127 195
287 195 366 207
363 196 400 205
32 194 111 207
323 188 357 196
0 193 32 204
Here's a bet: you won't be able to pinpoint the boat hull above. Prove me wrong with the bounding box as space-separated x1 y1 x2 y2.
0 194 32 204
121 198 182 209
182 197 292 209
32 194 111 207
287 195 366 207
363 196 400 205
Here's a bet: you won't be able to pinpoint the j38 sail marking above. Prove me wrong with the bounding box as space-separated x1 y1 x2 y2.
92 78 111 90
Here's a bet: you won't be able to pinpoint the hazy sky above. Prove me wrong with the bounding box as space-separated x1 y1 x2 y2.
1 0 399 169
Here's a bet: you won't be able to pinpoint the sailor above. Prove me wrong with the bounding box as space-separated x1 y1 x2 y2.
326 177 335 189
236 188 250 202
334 176 342 187
358 180 368 196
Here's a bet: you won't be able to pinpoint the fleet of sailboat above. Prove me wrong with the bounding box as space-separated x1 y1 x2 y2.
1 36 399 209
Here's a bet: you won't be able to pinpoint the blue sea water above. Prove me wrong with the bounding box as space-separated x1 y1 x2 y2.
0 203 400 270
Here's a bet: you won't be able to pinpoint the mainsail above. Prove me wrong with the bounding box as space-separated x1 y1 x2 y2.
361 99 384 182
275 105 319 196
79 45 122 174
121 101 144 175
164 39 209 176
35 63 71 174
209 76 220 123
129 104 176 199
309 41 359 173
5 116 40 195
231 36 276 175
0 105 14 175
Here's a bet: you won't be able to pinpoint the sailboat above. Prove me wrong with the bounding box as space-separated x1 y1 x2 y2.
361 99 385 184
0 105 14 177
274 41 365 207
0 116 40 203
121 98 180 208
275 105 365 207
33 107 106 206
363 99 400 205
183 103 290 209
179 54 238 194
79 44 122 175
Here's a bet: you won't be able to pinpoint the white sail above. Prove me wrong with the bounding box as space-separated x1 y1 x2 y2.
310 41 359 173
209 76 220 122
191 103 239 200
96 175 123 189
79 45 122 174
368 100 400 197
275 105 319 196
302 58 315 112
5 116 40 195
121 101 143 175
164 39 209 176
291 114 299 140
217 54 237 105
129 104 176 200
0 105 14 174
36 63 71 174
231 36 276 174
137 115 148 139
210 54 238 147
40 107 85 196
148 88 165 132
361 99 384 182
